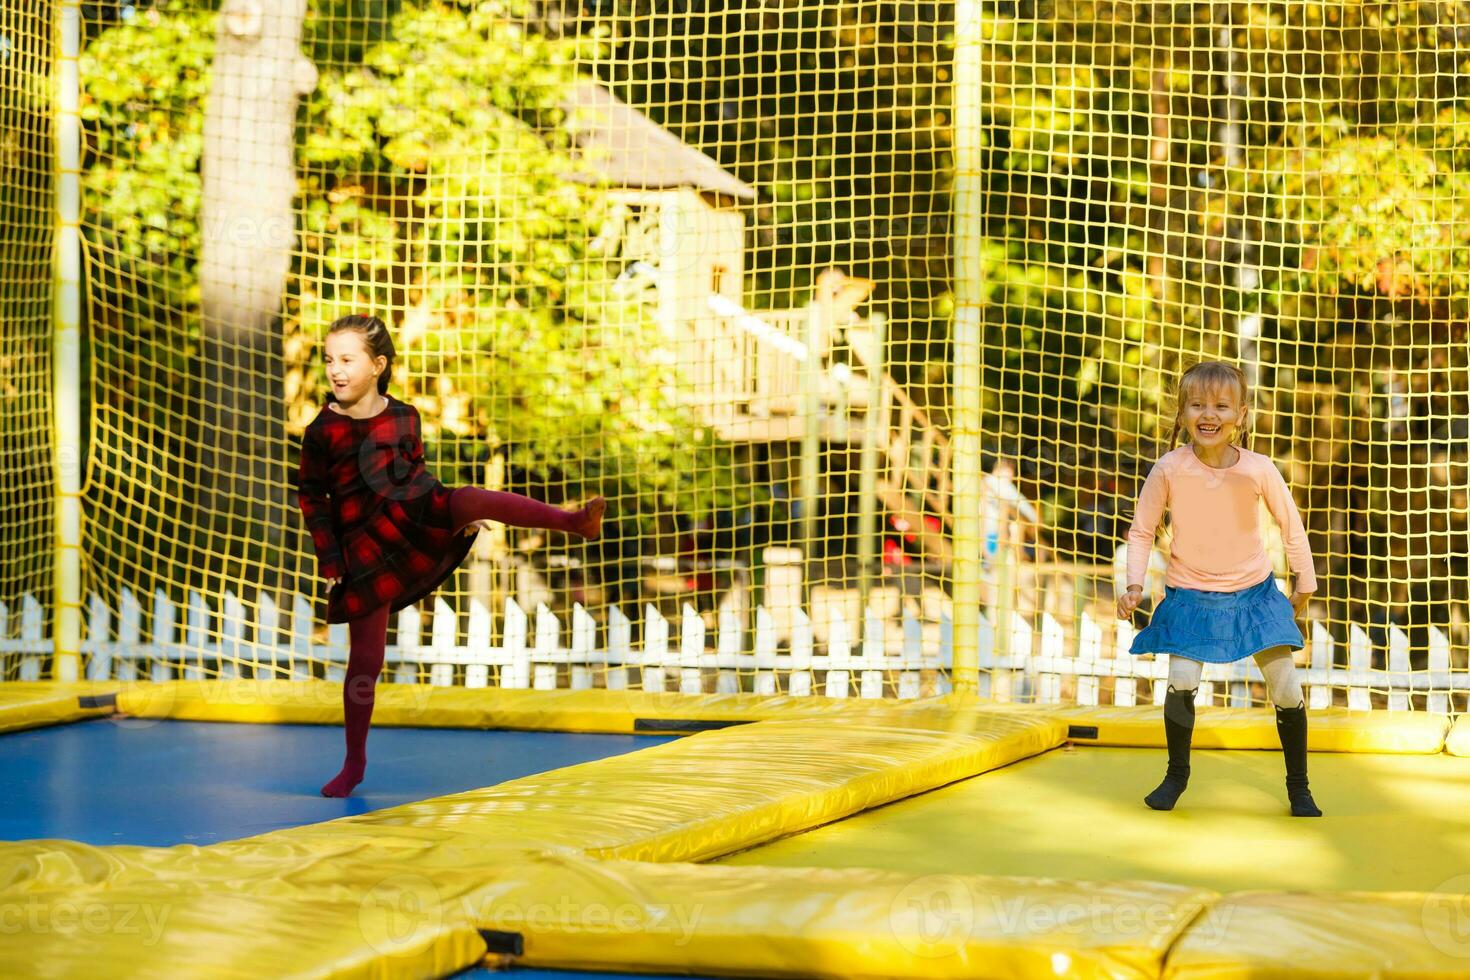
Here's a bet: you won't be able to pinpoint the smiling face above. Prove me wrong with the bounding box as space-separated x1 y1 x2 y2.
1180 378 1247 449
324 330 386 404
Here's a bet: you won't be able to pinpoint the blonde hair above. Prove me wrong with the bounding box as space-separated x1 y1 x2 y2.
1167 361 1252 449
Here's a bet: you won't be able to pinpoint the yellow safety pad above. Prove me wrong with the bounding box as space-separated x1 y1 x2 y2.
0 681 119 734
0 838 1206 980
1446 715 1470 757
0 835 419 895
1163 890 1470 979
10 685 1464 978
262 708 1066 865
459 854 1216 980
108 681 1449 754
112 679 941 734
721 746 1470 894
0 706 1064 977
977 700 1449 753
0 874 490 980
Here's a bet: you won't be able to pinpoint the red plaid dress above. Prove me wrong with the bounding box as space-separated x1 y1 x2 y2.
294 393 476 623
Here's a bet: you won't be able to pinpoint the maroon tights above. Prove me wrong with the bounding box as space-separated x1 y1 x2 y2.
449 486 590 537
319 601 389 797
321 488 602 797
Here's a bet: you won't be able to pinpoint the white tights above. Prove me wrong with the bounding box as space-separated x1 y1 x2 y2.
1167 647 1304 709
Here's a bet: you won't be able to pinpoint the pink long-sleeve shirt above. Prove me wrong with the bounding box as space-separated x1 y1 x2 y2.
1126 446 1318 594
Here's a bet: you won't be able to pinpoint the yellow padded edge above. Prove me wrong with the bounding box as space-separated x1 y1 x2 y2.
0 874 490 980
111 680 929 734
0 840 1210 980
0 835 429 895
0 681 119 734
461 855 1217 980
262 708 1066 864
1163 890 1470 979
1 708 1061 889
8 683 1462 978
109 681 1451 755
973 700 1450 754
1446 715 1470 757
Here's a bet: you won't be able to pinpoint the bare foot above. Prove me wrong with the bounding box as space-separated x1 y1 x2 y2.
571 496 605 540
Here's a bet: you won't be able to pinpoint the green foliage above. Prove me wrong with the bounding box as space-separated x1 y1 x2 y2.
80 3 211 391
1259 132 1470 305
82 0 755 530
972 0 1470 460
577 2 954 390
76 0 1470 569
296 0 748 519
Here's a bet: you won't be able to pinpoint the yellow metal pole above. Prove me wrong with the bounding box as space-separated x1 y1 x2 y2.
856 314 887 615
52 0 84 682
800 300 822 580
949 0 984 696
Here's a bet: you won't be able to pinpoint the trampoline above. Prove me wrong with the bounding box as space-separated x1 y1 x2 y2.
719 744 1470 894
4 679 1470 979
0 719 672 847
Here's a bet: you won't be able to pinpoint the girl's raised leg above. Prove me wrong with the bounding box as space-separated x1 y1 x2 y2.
449 487 604 540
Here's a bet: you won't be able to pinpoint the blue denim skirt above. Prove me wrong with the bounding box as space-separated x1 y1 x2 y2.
1130 575 1303 664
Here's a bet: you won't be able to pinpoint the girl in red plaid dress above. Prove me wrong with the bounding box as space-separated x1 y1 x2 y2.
295 315 604 797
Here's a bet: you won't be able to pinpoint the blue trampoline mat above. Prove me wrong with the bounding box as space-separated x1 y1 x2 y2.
0 719 671 847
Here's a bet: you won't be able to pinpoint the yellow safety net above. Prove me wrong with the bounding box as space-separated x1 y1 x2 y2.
0 2 54 673
0 1 1463 710
970 1 1470 712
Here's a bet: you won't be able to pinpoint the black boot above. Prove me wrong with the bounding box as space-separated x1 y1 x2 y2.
1145 687 1195 811
1275 701 1323 817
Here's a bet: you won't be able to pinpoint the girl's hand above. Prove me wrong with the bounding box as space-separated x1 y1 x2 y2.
326 576 342 590
1116 586 1144 621
1289 590 1314 620
462 519 493 537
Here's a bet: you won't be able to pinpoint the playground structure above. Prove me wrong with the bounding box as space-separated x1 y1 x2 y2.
460 81 961 645
8 3 1470 979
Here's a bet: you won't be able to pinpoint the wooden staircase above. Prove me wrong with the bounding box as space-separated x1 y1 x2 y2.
846 322 953 566
696 271 955 566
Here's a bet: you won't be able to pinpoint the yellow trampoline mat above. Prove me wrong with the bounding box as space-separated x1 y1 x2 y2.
718 744 1470 894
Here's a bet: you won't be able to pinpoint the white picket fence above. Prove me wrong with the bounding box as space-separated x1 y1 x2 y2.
0 589 1465 710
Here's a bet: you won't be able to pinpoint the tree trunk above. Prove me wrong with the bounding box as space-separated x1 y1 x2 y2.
1147 62 1173 332
1143 0 1178 325
1213 1 1261 390
193 0 317 606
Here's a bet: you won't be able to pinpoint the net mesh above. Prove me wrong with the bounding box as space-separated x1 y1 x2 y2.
0 1 54 676
0 0 1465 708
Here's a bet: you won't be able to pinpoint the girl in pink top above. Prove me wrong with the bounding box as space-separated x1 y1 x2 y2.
1117 362 1322 817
